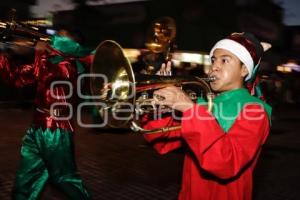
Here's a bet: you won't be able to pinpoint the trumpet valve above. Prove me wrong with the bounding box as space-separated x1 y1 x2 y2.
153 94 165 101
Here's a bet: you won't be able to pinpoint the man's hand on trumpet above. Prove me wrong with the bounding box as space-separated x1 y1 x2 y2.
153 86 194 112
153 60 194 112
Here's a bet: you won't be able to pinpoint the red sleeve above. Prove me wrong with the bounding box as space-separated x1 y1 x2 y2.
181 104 270 179
0 53 35 87
78 54 94 71
33 48 77 81
143 116 183 154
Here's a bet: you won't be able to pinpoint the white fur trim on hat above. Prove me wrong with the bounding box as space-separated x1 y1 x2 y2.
209 39 254 81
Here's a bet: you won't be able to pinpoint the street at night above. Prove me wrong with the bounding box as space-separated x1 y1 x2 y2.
0 103 299 200
1 0 300 199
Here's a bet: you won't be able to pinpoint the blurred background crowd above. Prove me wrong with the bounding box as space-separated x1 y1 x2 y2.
1 0 300 108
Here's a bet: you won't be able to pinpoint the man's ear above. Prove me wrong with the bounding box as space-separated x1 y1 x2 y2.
241 64 249 78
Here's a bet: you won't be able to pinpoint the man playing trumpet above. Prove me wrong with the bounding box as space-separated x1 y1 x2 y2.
142 32 272 200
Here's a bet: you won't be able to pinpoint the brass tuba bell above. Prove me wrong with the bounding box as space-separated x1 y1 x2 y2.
90 40 214 134
145 16 176 54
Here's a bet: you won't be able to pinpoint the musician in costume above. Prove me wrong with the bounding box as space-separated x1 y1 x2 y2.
142 32 272 200
0 28 93 200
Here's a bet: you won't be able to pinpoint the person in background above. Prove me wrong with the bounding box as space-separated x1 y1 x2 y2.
142 32 272 200
0 26 93 200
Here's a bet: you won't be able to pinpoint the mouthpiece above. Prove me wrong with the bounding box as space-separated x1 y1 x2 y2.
207 76 217 82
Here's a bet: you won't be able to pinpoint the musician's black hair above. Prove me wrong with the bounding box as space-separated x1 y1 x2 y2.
56 25 85 45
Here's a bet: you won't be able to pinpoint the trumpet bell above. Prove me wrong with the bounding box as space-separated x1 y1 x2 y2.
90 40 136 128
145 16 176 53
90 40 214 133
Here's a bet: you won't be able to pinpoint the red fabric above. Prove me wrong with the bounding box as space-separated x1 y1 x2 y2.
227 34 259 64
246 76 266 101
79 54 94 67
143 116 182 154
0 46 92 131
143 104 270 200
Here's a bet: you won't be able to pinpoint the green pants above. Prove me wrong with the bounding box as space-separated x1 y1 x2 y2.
12 126 91 200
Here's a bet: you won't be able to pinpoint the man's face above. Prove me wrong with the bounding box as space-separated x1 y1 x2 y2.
208 49 249 92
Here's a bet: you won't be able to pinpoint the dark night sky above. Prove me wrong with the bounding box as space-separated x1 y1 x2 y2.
30 0 147 18
273 0 300 26
31 0 300 26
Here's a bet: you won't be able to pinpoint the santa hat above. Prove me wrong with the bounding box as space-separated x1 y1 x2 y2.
209 32 264 81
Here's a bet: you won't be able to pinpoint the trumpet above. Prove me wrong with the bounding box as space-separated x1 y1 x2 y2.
0 10 53 61
0 19 50 44
0 9 51 48
90 40 215 134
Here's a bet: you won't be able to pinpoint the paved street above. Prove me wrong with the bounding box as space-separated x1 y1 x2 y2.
0 103 300 200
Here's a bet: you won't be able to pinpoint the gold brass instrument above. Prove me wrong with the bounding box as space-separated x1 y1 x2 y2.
145 16 176 55
20 18 53 28
0 10 52 62
0 9 50 47
141 16 176 75
90 40 215 134
0 19 50 44
144 16 176 63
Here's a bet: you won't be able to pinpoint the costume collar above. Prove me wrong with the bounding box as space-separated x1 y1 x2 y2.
50 35 92 57
197 88 271 132
49 35 93 73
